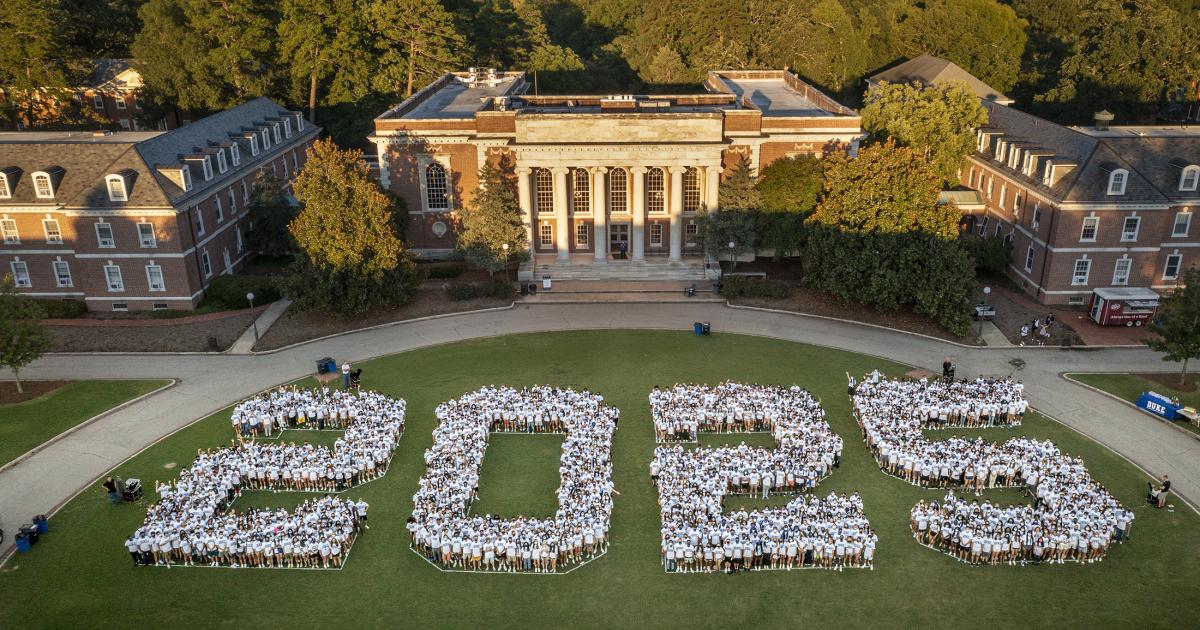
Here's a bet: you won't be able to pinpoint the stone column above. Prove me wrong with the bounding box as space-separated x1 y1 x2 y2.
592 167 608 263
516 167 533 253
630 166 647 262
551 167 571 263
704 165 723 211
668 166 686 263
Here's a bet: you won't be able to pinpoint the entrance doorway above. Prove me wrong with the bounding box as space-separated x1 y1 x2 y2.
609 224 630 259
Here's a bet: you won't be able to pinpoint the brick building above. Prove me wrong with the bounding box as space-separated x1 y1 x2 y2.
0 98 319 311
370 69 862 272
1 59 191 132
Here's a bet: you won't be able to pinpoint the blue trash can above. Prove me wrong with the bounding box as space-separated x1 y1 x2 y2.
33 514 48 534
693 322 703 336
15 532 31 553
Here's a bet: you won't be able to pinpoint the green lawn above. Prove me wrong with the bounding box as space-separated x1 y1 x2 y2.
1 331 1196 629
1069 372 1200 435
0 380 170 468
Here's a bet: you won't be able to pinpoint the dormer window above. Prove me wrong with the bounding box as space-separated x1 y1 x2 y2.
249 135 259 156
230 143 240 165
217 150 228 173
105 174 128 202
1042 162 1053 186
1181 165 1200 192
260 129 270 150
284 118 292 138
181 165 193 191
202 156 213 181
32 171 54 198
272 123 281 144
0 172 10 199
1107 169 1127 196
295 114 304 132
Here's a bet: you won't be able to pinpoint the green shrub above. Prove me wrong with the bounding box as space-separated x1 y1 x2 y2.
420 261 467 279
205 275 281 309
719 276 793 299
34 299 87 319
445 279 515 301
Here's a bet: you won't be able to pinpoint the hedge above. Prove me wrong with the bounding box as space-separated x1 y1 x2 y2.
205 275 281 309
719 276 793 299
445 279 515 301
34 299 87 319
419 261 467 279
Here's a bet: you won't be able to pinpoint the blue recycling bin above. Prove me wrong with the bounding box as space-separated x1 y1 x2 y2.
693 322 704 336
15 532 31 553
33 514 48 534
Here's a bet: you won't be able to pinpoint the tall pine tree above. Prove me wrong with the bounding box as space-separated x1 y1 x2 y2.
456 163 527 277
370 0 467 98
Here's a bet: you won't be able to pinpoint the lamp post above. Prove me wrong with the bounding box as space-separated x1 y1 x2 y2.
982 285 992 306
501 243 510 283
727 241 736 275
246 292 259 343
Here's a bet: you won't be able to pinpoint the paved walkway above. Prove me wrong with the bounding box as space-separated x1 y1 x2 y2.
3 303 1198 559
227 299 291 354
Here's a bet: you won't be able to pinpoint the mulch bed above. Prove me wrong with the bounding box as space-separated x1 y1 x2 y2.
1138 372 1200 393
48 312 259 353
0 380 71 404
254 286 513 351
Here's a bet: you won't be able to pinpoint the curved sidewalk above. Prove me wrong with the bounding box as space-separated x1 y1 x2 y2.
2 303 1197 560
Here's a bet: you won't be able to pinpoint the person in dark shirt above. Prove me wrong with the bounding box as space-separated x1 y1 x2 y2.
1157 475 1171 508
103 477 121 505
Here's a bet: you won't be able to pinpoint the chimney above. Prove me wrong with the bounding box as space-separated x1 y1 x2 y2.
1094 110 1114 131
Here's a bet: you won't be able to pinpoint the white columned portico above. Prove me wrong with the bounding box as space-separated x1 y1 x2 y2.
704 165 722 211
551 166 570 263
515 167 533 252
668 166 686 263
592 167 608 263
630 166 647 262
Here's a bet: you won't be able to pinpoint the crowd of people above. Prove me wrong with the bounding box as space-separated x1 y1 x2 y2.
651 383 876 573
408 385 618 573
851 374 1133 565
125 387 406 569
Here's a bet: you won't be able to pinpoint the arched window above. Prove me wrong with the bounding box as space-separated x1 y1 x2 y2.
1181 165 1200 192
571 168 590 213
646 167 665 213
105 174 128 202
1107 169 1127 196
608 168 627 213
32 171 54 199
534 168 553 214
683 167 701 212
425 163 449 210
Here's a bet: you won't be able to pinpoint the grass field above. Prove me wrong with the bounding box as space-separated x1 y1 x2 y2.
0 380 170 468
0 331 1197 629
1069 372 1200 435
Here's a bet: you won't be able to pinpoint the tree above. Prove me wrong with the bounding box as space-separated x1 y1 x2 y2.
718 154 760 211
132 0 280 112
279 0 373 123
642 46 691 86
811 139 959 239
279 139 417 316
1147 269 1200 386
527 44 588 93
756 155 825 215
697 209 757 273
62 0 143 57
456 163 527 277
861 81 989 186
894 0 1028 93
0 277 54 394
0 0 84 128
246 173 296 258
370 0 466 99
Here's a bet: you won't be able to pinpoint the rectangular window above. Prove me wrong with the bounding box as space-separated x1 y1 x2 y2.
118 118 131 131
281 158 289 180
534 169 553 215
138 222 156 248
291 150 298 173
10 261 30 287
115 96 126 110
685 222 698 241
650 223 663 246
153 302 168 311
95 222 115 248
236 225 243 253
987 176 994 199
1032 203 1042 229
134 95 142 110
111 303 128 312
1112 258 1131 285
1164 254 1183 279
43 219 61 243
260 129 270 150
1080 216 1098 242
195 207 205 236
250 135 259 156
968 168 976 188
53 260 71 287
978 216 989 236
994 222 1002 237
201 250 212 277
1173 212 1191 237
1120 216 1140 242
575 223 588 247
104 265 124 291
284 118 293 138
1024 246 1035 272
1 219 19 244
145 264 165 291
202 156 213 180
231 144 240 165
609 168 628 213
93 93 103 109
999 184 1007 207
215 196 224 222
273 123 281 144
539 224 553 247
241 181 250 204
1071 258 1091 285
217 151 228 173
228 189 237 213
1013 192 1021 214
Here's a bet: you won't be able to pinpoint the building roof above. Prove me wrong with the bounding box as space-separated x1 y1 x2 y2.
88 59 141 91
977 100 1200 205
1093 287 1160 301
0 97 318 209
869 55 1013 105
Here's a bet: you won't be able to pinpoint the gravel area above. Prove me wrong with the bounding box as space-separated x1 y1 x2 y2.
987 287 1084 346
48 312 258 353
254 287 513 351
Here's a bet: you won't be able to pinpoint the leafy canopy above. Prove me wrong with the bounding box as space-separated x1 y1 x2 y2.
0 277 54 393
1147 268 1200 385
456 163 528 276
